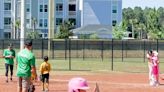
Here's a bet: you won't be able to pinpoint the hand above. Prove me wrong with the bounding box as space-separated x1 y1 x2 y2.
6 55 14 58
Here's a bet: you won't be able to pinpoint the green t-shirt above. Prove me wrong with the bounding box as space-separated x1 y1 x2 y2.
3 49 15 65
16 48 35 77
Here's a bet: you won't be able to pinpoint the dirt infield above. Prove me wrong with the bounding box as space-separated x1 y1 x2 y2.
1 72 164 92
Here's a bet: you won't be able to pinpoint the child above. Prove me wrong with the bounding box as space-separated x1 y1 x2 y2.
68 77 90 92
39 56 51 91
151 51 160 86
147 50 153 85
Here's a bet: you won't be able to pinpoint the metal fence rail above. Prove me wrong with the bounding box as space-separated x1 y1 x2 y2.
0 39 162 60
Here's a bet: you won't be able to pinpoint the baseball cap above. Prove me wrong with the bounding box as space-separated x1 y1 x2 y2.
25 40 32 46
68 77 89 92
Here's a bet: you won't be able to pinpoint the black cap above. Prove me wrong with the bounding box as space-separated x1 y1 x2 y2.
25 40 32 46
43 56 48 61
8 43 13 47
148 50 153 54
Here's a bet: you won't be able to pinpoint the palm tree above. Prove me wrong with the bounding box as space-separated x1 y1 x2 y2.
31 17 37 32
15 20 21 39
57 20 74 39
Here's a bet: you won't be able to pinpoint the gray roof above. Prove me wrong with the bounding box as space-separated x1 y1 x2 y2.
71 24 112 35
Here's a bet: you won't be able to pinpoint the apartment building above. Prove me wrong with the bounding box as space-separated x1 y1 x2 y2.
0 0 122 39
81 0 122 26
0 0 80 39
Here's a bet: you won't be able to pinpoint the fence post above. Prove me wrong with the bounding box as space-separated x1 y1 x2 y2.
69 39 71 70
157 39 159 52
41 39 44 59
111 39 114 71
144 40 145 62
101 41 104 61
65 39 67 60
2 39 4 52
52 40 54 59
122 40 124 62
83 39 85 60
76 40 78 58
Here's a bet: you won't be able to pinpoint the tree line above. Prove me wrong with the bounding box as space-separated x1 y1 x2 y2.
113 7 164 40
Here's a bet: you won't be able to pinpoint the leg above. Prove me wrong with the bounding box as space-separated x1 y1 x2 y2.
45 74 49 91
9 64 13 80
5 63 9 82
17 77 22 92
22 77 30 92
148 64 152 80
42 75 45 91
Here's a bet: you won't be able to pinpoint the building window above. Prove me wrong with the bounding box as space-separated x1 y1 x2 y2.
44 34 48 38
26 19 30 24
112 6 117 13
26 4 30 12
112 20 117 26
56 4 63 11
69 18 76 25
39 19 43 27
56 18 63 25
4 32 11 39
4 3 11 10
39 34 43 38
44 5 48 12
69 4 76 11
112 10 117 13
40 5 43 12
4 17 11 25
44 19 48 27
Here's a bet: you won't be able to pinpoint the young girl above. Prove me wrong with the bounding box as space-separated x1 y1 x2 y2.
147 50 153 85
151 51 159 86
68 77 90 92
39 56 51 91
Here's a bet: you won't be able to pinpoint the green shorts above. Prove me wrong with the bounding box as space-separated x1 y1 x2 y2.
18 77 30 88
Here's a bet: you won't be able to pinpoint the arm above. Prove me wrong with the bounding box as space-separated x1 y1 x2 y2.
30 56 37 79
49 63 51 72
39 64 43 74
147 54 152 63
2 49 14 58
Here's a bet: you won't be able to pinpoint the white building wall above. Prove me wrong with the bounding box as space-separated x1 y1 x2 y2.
81 0 122 26
0 0 4 29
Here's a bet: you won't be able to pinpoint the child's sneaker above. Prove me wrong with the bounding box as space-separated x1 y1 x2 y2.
6 80 8 83
155 81 160 86
10 78 12 81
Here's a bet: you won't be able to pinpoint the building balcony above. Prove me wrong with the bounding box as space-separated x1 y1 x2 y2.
56 0 63 3
56 11 63 16
4 10 11 16
69 0 76 4
4 0 11 3
69 11 76 16
4 25 11 29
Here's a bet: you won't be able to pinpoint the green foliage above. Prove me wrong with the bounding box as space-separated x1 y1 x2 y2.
56 20 74 39
78 34 89 39
89 33 99 39
26 31 40 39
112 23 126 39
123 7 164 40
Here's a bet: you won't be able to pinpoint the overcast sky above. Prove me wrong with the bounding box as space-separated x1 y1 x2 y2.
122 0 164 9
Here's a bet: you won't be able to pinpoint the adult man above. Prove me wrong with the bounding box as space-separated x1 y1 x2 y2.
3 43 15 82
16 40 37 92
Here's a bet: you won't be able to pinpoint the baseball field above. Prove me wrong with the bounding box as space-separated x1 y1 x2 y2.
0 58 164 92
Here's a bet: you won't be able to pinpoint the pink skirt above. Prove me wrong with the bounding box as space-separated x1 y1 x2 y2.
152 66 158 75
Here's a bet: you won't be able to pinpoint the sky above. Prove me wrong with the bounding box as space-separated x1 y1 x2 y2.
122 0 164 9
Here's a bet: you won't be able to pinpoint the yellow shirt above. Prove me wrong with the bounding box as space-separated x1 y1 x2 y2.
39 62 51 74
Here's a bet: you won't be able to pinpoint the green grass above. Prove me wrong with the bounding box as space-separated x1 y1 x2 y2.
0 58 164 76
